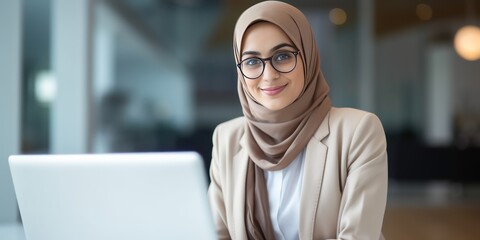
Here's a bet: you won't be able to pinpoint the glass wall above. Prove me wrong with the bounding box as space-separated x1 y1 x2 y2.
19 0 480 180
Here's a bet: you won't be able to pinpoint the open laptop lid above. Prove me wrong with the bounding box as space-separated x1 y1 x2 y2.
9 152 216 240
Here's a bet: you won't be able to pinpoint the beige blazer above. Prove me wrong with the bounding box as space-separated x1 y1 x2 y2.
208 107 388 240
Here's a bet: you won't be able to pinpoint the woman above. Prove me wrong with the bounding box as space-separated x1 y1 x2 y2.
208 1 387 239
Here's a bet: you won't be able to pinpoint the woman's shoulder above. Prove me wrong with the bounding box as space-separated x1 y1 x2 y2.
213 116 246 140
330 107 377 118
327 107 384 131
215 116 245 130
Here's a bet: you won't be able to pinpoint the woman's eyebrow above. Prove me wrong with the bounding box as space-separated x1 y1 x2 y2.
241 43 296 57
270 43 296 52
241 50 260 57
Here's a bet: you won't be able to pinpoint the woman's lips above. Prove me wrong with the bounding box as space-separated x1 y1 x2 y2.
261 84 287 96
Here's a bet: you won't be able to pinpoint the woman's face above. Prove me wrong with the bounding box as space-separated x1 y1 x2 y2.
240 22 305 111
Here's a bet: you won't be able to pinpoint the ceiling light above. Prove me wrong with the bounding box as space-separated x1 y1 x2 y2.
454 25 480 61
329 8 347 26
416 3 433 21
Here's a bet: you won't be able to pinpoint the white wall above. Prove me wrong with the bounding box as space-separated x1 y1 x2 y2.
50 0 93 153
0 0 21 223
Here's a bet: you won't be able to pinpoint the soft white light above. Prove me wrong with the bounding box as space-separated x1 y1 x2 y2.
35 71 57 104
454 25 480 61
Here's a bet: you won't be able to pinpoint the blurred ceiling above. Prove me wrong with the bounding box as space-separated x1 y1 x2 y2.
376 0 480 36
113 0 358 49
114 0 480 49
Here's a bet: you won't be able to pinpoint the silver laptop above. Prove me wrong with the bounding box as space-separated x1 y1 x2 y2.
9 152 216 240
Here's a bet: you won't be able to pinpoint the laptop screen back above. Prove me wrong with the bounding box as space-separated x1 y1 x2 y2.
9 152 216 240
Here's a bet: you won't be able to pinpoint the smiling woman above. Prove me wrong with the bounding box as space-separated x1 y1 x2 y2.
239 22 305 111
208 1 389 240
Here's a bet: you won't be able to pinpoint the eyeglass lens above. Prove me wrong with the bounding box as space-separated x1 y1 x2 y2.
239 51 297 79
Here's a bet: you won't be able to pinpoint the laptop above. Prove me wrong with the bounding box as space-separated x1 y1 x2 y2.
9 152 216 240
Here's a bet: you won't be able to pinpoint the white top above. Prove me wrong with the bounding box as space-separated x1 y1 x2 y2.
264 150 305 240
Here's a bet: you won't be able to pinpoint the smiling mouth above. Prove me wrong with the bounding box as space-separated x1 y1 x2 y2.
261 84 287 96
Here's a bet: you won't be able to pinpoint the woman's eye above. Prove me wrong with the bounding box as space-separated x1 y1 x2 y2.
245 59 262 67
274 53 291 62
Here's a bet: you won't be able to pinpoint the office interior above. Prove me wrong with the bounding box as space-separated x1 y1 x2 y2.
1 0 480 239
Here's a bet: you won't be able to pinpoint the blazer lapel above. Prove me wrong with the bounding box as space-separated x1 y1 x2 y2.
299 112 330 239
232 133 250 239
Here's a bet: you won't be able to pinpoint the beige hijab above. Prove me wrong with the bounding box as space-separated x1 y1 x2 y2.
233 1 332 239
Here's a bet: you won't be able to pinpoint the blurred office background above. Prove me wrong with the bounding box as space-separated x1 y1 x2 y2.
1 0 480 239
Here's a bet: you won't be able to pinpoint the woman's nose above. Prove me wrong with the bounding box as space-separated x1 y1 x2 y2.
262 61 279 81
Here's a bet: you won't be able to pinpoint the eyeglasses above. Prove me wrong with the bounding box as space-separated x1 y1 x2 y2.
237 51 300 79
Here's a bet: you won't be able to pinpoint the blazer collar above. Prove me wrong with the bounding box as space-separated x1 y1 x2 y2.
232 134 249 239
299 110 331 239
236 110 331 239
312 109 331 142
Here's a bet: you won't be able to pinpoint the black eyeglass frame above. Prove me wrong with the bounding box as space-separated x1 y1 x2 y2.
236 51 300 79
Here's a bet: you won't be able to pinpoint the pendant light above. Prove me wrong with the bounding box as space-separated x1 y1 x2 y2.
454 0 480 61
